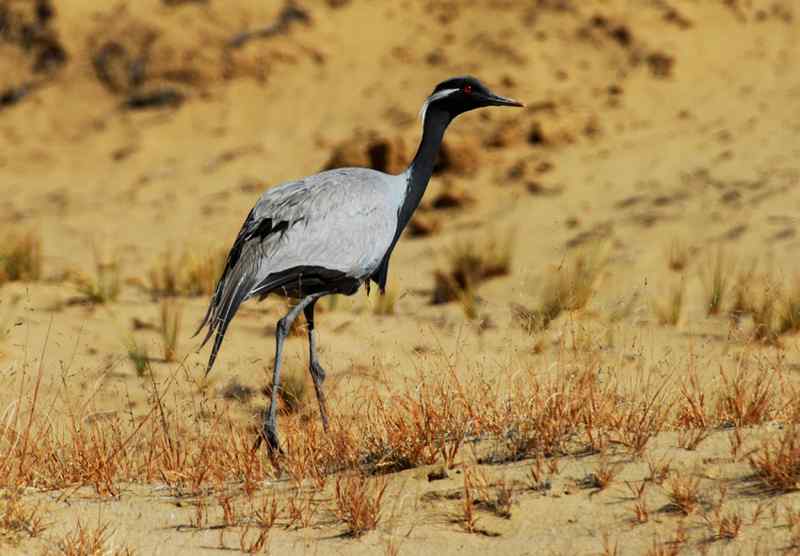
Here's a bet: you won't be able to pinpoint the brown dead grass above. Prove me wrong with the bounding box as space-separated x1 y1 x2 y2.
0 488 47 546
748 426 800 493
431 232 514 311
0 328 799 551
0 232 42 285
42 520 135 556
513 240 607 333
147 246 227 299
333 473 388 536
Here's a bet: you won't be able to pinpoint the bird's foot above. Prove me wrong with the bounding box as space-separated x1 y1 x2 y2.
254 408 283 455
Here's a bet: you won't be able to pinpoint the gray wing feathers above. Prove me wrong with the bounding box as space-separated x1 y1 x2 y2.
196 168 402 373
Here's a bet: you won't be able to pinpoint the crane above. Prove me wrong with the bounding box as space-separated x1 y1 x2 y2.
196 76 523 452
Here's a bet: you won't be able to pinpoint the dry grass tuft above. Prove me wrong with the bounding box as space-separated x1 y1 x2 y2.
75 251 121 304
528 455 559 492
664 474 703 515
333 473 387 537
583 454 622 491
124 335 150 377
626 481 649 525
431 232 514 308
715 365 776 427
0 488 47 545
748 426 800 493
777 278 800 336
702 505 743 541
159 298 182 362
373 289 397 316
43 519 134 556
601 533 620 556
666 239 690 272
514 240 607 332
462 468 515 520
460 466 480 533
0 232 42 285
645 456 672 486
700 247 731 316
643 527 684 556
148 246 227 298
263 366 307 415
785 505 800 550
653 278 684 326
727 267 800 344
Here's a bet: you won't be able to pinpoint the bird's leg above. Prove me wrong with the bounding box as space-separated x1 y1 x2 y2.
303 300 330 433
256 293 324 453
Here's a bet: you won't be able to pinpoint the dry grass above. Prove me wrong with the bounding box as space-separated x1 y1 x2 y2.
645 455 672 486
786 505 800 550
666 239 690 273
0 328 797 552
75 251 121 304
626 481 649 525
727 267 800 344
715 364 776 427
777 278 800 336
462 468 515 520
583 454 622 491
601 533 620 556
664 474 703 515
42 520 135 556
147 246 227 299
159 298 182 363
702 504 744 541
513 240 607 332
263 366 307 415
528 454 559 492
373 289 397 316
643 525 685 556
431 232 514 310
677 427 709 451
0 232 42 285
748 426 800 493
653 279 684 326
700 247 731 316
0 340 676 496
460 466 480 533
0 488 47 545
124 335 150 378
333 473 387 536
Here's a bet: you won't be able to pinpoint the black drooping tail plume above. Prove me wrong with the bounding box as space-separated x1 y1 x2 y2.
195 253 259 375
194 207 264 374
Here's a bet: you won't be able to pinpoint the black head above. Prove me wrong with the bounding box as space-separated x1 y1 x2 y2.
420 76 523 123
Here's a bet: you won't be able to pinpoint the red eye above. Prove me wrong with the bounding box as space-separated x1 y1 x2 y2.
463 85 472 94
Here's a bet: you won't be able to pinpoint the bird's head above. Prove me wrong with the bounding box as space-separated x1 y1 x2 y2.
419 75 524 124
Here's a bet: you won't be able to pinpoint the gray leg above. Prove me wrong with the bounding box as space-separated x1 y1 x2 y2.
303 300 330 433
256 293 324 453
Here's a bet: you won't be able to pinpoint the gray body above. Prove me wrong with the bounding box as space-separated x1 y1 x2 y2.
247 167 404 293
197 167 410 371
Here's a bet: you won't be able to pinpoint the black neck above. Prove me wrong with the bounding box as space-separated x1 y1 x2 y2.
396 106 451 232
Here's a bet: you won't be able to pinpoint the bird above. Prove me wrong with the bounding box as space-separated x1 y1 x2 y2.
195 75 523 452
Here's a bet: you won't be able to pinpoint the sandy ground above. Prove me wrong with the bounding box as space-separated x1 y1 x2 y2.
2 0 800 554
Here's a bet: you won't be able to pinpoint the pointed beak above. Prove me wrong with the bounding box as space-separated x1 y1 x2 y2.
482 92 525 108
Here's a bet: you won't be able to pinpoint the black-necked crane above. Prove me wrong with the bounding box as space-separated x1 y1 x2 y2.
196 76 523 452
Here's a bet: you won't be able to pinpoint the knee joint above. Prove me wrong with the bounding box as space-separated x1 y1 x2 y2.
276 317 291 337
311 361 326 383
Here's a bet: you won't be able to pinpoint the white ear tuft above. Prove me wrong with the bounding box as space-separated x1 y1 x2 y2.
419 88 459 125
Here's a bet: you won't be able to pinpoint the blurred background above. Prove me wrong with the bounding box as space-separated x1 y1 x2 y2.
0 0 799 406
